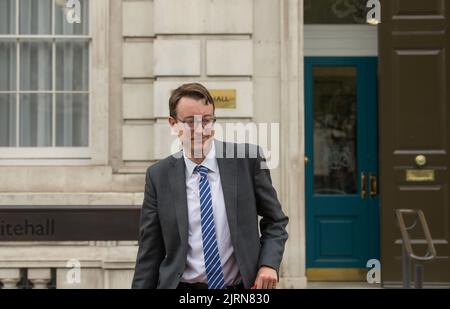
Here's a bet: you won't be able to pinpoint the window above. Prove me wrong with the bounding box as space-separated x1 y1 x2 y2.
0 0 90 158
305 0 371 24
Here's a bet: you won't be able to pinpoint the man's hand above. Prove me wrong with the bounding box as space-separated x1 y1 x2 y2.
254 266 278 289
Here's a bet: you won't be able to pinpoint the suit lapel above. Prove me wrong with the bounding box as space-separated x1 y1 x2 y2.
168 154 189 247
215 141 238 249
168 142 239 251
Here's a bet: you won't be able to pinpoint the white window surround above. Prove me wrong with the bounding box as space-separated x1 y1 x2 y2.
0 0 109 165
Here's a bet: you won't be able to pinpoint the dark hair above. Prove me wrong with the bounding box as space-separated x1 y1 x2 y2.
169 83 215 118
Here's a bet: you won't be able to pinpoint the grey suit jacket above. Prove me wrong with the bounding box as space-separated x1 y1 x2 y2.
131 140 289 289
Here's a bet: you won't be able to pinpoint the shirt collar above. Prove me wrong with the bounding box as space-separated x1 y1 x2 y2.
183 140 218 177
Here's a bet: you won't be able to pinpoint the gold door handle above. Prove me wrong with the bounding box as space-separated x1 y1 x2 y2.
361 172 367 199
369 174 378 197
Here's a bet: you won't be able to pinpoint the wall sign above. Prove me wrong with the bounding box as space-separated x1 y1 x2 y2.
210 89 236 109
0 205 140 241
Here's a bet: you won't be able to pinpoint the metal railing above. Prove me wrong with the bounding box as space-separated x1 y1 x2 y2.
395 209 437 289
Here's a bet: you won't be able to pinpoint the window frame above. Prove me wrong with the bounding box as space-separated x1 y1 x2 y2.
0 0 109 165
0 0 109 166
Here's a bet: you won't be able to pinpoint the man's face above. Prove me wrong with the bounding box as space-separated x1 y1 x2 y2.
168 97 215 157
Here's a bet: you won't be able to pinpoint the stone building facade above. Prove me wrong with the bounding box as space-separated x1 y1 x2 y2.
0 0 307 288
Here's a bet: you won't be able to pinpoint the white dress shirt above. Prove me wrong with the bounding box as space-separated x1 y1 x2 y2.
181 141 241 286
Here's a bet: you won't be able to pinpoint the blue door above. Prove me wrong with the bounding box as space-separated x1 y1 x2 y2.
305 57 380 269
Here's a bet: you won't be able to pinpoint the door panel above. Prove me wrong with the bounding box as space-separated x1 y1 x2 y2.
305 57 379 270
379 0 450 285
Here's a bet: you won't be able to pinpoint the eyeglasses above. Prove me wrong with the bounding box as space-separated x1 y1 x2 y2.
175 116 217 129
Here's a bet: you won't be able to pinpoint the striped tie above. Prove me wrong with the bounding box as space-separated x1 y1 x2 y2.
195 165 226 289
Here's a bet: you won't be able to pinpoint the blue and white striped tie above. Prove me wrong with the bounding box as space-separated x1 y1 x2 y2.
195 165 226 289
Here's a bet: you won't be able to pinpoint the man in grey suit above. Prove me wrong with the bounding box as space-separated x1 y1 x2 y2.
132 83 288 289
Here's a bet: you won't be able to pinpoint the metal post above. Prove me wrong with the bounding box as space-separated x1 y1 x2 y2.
402 244 410 288
414 264 424 289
